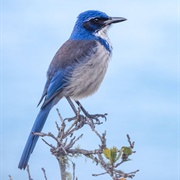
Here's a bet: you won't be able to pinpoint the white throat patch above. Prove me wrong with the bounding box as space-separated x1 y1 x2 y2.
94 26 112 52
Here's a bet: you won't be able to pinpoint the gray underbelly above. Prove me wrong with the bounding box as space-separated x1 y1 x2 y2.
64 47 110 100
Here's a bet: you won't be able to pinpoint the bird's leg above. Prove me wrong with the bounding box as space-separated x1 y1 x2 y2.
66 97 85 121
66 97 78 115
75 100 107 123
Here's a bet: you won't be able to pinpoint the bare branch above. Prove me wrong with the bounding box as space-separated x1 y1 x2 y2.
26 164 33 180
92 171 107 176
127 134 135 149
37 109 139 179
41 138 56 149
8 175 13 180
124 169 140 178
41 168 48 180
56 108 64 123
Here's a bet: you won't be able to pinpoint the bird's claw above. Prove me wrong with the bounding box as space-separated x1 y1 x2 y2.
84 113 108 125
65 114 85 122
65 113 107 126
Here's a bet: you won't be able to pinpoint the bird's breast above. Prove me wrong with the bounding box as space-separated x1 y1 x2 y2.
64 43 111 100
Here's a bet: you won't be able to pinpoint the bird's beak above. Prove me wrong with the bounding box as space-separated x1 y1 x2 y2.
105 17 127 25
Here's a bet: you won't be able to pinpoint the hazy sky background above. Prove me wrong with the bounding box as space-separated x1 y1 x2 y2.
1 0 179 179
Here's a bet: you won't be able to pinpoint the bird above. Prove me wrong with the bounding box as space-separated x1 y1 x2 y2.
18 10 126 170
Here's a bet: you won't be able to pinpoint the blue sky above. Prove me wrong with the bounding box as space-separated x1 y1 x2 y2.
1 0 179 179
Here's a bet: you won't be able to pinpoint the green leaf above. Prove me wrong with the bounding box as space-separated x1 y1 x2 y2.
103 148 110 159
110 147 117 163
121 147 133 156
115 149 122 161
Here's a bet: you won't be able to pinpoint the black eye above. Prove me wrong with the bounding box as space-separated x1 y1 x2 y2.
93 18 99 23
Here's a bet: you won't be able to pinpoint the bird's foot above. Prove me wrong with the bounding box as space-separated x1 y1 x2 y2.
75 100 108 124
84 113 108 125
65 98 108 125
65 111 107 126
65 114 85 122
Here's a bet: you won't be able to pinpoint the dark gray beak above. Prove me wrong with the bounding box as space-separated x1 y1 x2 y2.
105 17 127 25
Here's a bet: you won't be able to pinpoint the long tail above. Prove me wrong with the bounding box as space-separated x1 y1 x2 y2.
18 101 54 169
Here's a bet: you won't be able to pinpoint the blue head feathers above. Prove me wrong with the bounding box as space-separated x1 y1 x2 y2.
70 10 126 52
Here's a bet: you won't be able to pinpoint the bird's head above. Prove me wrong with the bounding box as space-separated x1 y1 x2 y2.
70 10 126 40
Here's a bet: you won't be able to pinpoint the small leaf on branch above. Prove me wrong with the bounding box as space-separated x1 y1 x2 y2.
110 147 117 164
121 147 133 156
103 148 110 159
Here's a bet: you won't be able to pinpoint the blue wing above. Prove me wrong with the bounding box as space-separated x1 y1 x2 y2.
40 69 69 108
38 39 98 108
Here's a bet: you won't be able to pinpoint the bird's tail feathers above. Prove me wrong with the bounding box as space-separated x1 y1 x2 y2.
18 101 54 170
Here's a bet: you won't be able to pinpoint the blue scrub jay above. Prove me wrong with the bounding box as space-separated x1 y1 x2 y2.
18 10 126 170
